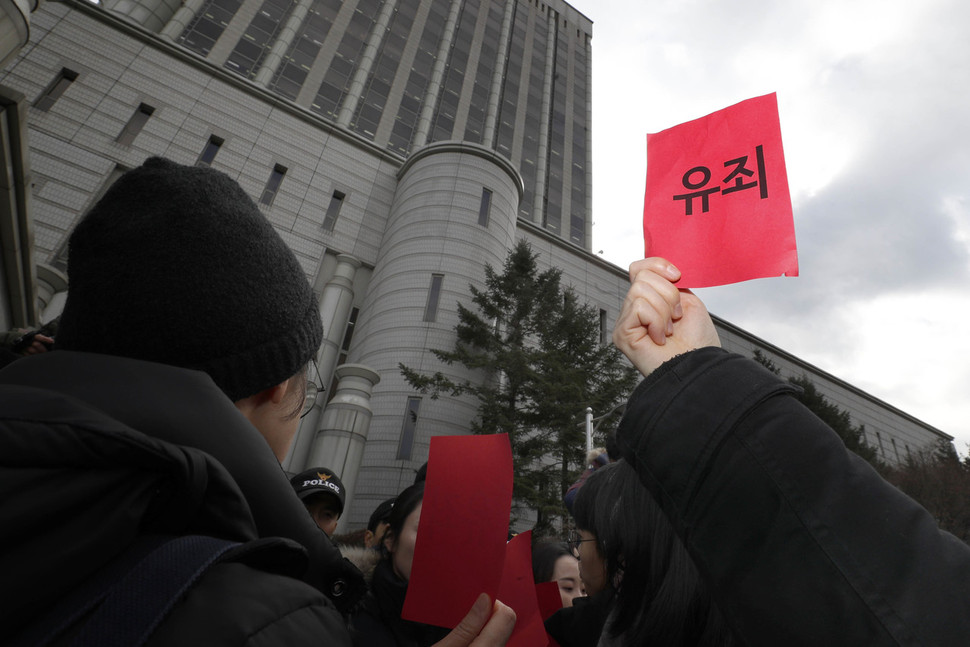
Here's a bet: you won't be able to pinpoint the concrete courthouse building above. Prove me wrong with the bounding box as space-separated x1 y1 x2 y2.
0 0 951 530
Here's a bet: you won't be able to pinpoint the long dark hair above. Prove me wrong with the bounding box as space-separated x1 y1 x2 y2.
382 482 425 555
572 461 734 646
532 538 573 584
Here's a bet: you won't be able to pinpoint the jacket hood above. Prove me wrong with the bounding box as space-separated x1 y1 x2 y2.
341 545 383 584
0 381 258 634
0 351 364 620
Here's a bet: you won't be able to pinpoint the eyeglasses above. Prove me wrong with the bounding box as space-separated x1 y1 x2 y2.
301 359 325 418
568 531 597 552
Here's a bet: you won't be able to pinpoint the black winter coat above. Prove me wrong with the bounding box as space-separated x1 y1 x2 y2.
616 347 970 646
0 351 356 645
350 559 450 647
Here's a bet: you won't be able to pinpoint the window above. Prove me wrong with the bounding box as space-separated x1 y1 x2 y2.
397 397 421 460
478 187 492 227
322 190 345 231
34 68 78 112
117 103 155 146
328 307 360 402
599 309 608 345
339 307 359 360
423 274 444 322
197 135 224 166
260 164 287 205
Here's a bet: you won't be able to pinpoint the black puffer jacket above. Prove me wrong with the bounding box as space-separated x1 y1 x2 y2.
0 351 358 645
616 347 970 647
349 559 450 647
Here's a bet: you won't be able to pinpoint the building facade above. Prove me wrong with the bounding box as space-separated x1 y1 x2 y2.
0 0 951 531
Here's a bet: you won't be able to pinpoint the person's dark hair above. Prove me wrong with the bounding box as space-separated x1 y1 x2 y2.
414 461 428 483
383 482 425 554
367 497 397 533
604 432 620 462
532 539 573 584
572 461 734 646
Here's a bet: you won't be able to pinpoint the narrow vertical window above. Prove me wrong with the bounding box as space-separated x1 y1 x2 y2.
599 309 608 345
34 68 78 112
260 164 287 206
397 397 421 460
323 190 345 231
478 188 492 227
423 274 444 322
328 307 360 403
891 438 900 462
339 307 359 361
876 432 885 458
197 135 224 166
117 103 155 145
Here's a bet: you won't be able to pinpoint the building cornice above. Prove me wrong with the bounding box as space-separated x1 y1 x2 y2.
397 140 524 201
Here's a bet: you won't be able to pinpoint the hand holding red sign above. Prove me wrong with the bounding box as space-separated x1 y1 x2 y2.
403 434 550 646
403 434 513 628
643 92 797 288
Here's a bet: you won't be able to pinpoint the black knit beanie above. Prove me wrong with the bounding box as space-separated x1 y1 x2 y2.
56 157 322 401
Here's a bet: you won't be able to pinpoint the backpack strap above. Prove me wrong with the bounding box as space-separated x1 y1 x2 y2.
13 535 239 647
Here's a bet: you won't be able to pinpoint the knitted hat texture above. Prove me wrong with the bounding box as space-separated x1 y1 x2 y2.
56 157 322 401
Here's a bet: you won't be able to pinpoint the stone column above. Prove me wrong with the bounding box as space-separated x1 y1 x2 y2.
412 0 463 147
306 363 381 533
104 0 183 34
336 0 399 126
253 0 314 87
531 12 557 225
160 0 207 41
481 0 516 148
285 253 361 472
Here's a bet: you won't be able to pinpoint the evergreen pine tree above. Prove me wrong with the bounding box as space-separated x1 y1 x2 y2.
400 241 637 533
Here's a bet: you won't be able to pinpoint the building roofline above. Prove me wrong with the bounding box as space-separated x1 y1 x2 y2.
711 314 953 442
398 140 525 201
520 219 952 443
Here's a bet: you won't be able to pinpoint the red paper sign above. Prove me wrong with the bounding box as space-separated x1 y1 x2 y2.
535 581 563 621
497 531 549 647
643 92 797 288
535 582 563 647
402 434 513 628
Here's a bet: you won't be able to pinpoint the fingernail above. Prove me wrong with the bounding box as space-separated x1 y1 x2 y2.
673 303 683 319
666 320 673 336
474 593 490 613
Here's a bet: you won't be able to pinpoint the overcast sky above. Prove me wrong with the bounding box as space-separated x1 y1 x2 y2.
569 0 970 452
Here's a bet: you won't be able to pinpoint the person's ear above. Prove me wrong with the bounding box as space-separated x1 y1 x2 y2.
265 381 289 406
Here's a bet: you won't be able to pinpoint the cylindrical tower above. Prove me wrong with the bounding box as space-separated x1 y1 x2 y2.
103 0 183 33
342 140 523 525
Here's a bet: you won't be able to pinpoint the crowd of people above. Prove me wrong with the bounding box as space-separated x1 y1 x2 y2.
3 157 969 646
